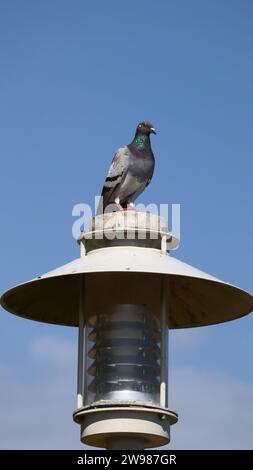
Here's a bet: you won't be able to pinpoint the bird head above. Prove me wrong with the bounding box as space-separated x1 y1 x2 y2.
136 121 156 135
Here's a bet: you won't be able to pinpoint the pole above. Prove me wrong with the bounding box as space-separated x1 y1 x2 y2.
160 276 168 408
77 274 85 409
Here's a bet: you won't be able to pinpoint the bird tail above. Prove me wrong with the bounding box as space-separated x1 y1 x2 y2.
96 186 116 215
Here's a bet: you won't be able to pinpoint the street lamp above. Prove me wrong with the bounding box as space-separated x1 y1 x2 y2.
1 212 252 449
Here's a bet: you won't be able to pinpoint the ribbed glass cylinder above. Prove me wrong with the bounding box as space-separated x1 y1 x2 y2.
84 304 161 405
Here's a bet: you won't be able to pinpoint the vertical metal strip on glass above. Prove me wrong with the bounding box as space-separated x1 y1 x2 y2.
160 276 169 408
77 274 85 408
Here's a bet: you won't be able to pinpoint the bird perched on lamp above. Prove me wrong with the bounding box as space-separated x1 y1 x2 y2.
97 121 156 214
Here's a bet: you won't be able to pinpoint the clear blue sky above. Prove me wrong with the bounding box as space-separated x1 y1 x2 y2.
0 0 253 449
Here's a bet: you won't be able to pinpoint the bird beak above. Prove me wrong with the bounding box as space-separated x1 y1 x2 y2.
150 127 156 134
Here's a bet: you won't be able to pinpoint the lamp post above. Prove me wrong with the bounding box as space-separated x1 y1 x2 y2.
1 211 252 449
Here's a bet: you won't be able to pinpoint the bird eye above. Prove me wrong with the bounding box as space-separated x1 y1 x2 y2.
138 124 142 128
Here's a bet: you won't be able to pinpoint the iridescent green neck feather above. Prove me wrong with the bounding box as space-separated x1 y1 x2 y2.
132 132 151 151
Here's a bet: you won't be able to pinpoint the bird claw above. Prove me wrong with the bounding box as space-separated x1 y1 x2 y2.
116 203 124 211
115 202 137 212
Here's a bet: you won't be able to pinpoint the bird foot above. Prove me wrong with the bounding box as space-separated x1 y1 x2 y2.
114 200 137 212
116 203 124 211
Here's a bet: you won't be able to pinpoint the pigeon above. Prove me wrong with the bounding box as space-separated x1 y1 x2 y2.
97 121 156 214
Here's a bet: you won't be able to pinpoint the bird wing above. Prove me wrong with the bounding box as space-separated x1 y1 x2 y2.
97 146 130 214
144 155 155 188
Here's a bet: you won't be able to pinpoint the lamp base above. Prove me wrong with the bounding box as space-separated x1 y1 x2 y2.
73 401 178 449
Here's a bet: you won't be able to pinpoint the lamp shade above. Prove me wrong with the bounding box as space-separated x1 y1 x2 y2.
1 212 252 329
